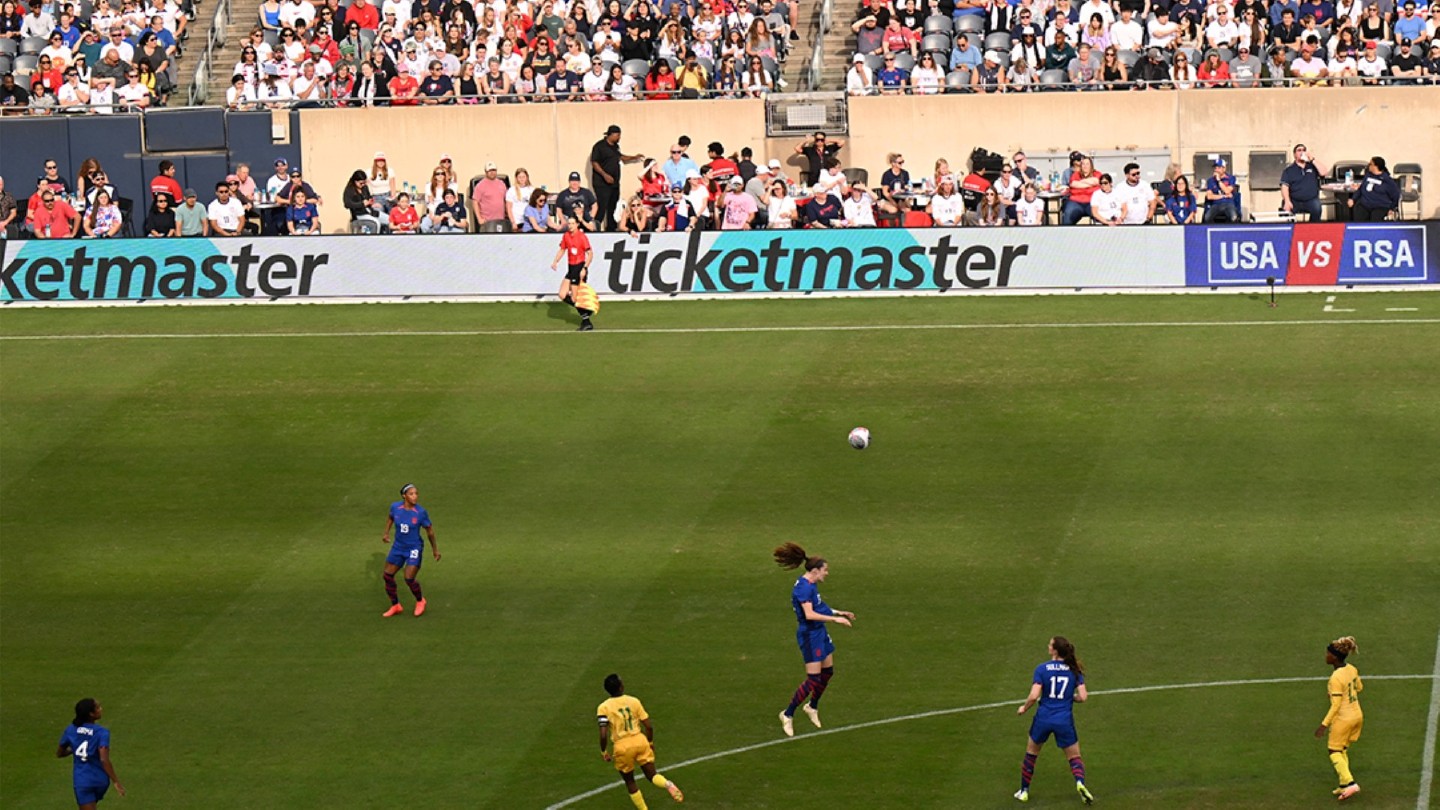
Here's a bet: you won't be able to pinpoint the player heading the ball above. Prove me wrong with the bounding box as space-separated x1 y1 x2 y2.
773 542 855 738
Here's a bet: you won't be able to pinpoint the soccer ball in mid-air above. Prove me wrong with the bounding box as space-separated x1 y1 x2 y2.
848 427 871 450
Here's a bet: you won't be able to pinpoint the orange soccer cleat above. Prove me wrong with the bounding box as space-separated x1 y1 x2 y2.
414 598 427 617
382 604 404 617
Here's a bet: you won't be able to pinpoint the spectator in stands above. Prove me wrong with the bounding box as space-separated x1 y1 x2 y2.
837 183 875 227
1068 42 1100 85
846 52 876 94
1112 8 1145 50
1061 155 1100 224
1164 175 1200 223
878 153 911 216
876 52 909 92
643 60 676 98
1394 1 1425 42
0 176 14 239
285 188 321 234
347 0 381 31
505 168 536 231
32 187 78 238
387 191 419 232
1198 48 1233 84
83 168 116 208
1088 174 1126 225
1117 163 1157 224
718 176 757 229
555 171 599 230
796 131 844 186
927 175 964 226
417 187 464 232
1 73 31 114
1356 39 1389 81
1348 156 1401 220
21 2 53 39
277 166 320 208
762 178 795 228
1263 42 1293 82
389 63 420 104
737 149 759 184
150 160 183 203
226 73 256 109
0 2 22 40
1206 5 1241 47
115 67 151 110
521 188 555 233
208 181 246 236
951 30 983 73
1094 47 1127 88
974 49 1005 90
1291 36 1331 83
1015 182 1045 225
1012 25 1044 69
471 161 509 232
801 184 842 228
1203 158 1241 222
592 125 646 231
970 187 1003 226
1170 49 1199 86
993 163 1022 220
1230 43 1263 85
661 145 699 187
350 61 388 104
57 67 90 112
1012 152 1040 185
259 0 283 31
1279 144 1326 219
853 12 885 55
342 169 378 223
1045 30 1078 71
174 188 207 235
143 192 177 236
1390 38 1424 80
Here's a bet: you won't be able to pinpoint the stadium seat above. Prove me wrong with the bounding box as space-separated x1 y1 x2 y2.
842 167 869 186
350 216 382 234
0 38 18 58
1216 46 1234 62
1394 163 1421 220
945 67 971 90
992 50 1011 70
984 32 1011 52
1116 49 1140 68
894 52 915 71
1039 69 1066 88
863 53 884 71
117 197 136 237
1247 150 1288 191
697 56 714 75
622 58 649 79
0 54 10 75
761 54 779 76
1375 42 1392 60
11 53 37 77
955 15 985 33
264 30 280 50
359 29 376 53
923 15 952 34
20 36 47 55
921 32 951 54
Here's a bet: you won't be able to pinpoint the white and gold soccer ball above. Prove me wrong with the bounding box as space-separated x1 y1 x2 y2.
848 427 871 450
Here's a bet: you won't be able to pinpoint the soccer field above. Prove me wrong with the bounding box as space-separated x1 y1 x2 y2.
2 292 1438 809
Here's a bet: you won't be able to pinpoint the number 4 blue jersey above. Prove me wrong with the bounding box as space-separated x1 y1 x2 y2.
1033 661 1084 722
58 723 111 788
390 502 431 548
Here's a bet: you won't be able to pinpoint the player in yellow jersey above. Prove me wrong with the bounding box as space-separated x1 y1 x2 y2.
1314 636 1363 802
597 674 684 809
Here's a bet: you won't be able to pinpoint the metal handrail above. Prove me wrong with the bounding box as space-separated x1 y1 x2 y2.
188 0 234 106
806 0 833 90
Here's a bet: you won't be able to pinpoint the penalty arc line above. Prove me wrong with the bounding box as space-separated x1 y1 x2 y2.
1419 627 1440 810
545 674 1432 809
2 318 1440 342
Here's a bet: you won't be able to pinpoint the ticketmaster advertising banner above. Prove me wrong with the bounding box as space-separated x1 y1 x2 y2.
1183 221 1438 286
1 228 1185 302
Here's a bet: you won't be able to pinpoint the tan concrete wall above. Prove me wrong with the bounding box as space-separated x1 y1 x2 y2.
300 87 1438 231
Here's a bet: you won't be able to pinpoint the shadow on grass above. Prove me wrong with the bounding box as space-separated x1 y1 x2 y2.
535 301 581 326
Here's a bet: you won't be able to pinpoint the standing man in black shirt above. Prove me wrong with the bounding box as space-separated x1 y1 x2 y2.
589 124 646 232
794 131 845 186
1279 143 1326 221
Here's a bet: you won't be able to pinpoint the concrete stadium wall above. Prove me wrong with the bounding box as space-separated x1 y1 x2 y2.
298 87 1438 231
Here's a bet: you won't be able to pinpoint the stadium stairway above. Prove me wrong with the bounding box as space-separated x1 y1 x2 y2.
179 0 264 106
812 8 854 90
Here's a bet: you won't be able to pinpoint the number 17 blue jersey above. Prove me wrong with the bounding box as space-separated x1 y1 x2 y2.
1033 660 1084 722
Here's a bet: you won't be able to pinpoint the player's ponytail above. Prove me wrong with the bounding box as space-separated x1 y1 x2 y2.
773 542 825 571
1052 636 1084 677
72 698 97 727
1329 636 1358 660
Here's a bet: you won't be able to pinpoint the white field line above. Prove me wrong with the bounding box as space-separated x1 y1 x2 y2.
545 674 1431 809
1419 627 1440 810
3 318 1440 343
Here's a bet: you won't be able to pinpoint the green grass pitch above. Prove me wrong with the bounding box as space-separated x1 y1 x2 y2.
2 292 1438 809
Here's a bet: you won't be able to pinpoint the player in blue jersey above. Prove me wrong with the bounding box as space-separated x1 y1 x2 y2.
56 698 126 809
773 542 854 737
380 483 440 617
1015 636 1094 805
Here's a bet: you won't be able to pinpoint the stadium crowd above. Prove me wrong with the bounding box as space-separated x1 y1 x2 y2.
845 0 1440 92
0 132 1408 239
0 0 194 113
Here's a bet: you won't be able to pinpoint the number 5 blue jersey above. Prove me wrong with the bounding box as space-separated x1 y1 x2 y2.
58 723 111 788
390 502 431 548
1033 661 1084 722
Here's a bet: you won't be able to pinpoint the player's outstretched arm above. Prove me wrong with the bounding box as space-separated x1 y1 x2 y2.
1017 682 1043 715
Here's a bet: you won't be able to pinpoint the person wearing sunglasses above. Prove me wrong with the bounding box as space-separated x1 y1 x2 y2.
1088 174 1126 227
31 188 80 238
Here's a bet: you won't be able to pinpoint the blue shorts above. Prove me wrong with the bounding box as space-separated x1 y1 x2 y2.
1029 716 1078 749
74 782 109 805
796 627 834 664
386 542 424 570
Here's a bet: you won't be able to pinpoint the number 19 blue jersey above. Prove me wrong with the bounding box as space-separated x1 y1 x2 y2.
390 502 431 549
1033 660 1084 722
58 723 111 788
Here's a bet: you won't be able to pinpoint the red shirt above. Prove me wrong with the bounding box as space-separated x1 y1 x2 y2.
31 199 79 238
388 205 419 232
1197 61 1231 86
645 72 676 100
345 2 380 29
561 229 591 265
150 175 183 202
706 157 739 181
388 74 418 105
